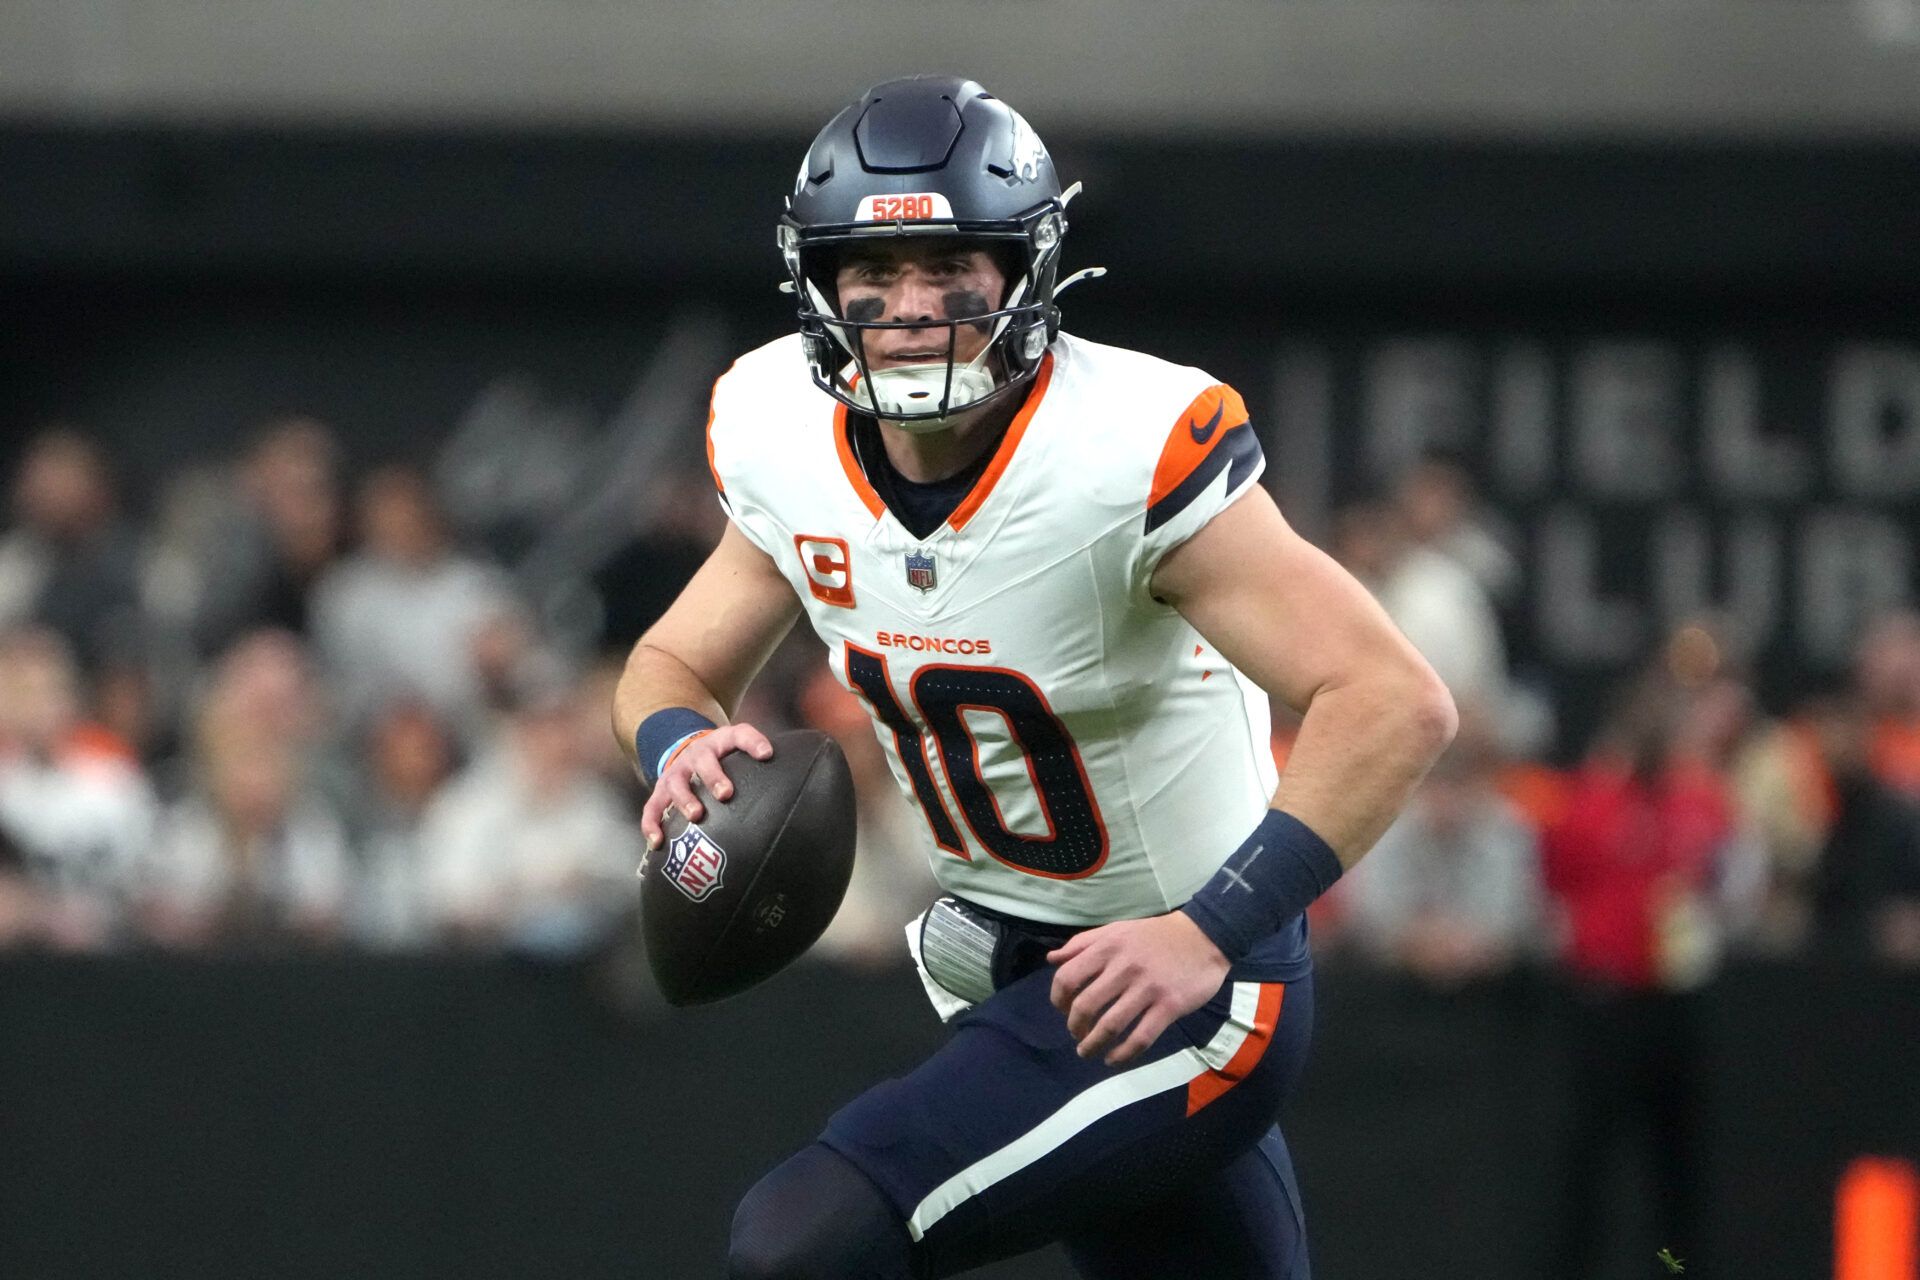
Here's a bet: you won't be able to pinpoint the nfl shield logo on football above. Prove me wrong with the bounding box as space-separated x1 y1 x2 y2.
662 826 727 902
905 550 937 593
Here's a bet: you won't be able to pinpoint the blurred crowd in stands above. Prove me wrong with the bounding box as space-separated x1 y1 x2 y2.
1307 451 1920 984
1307 455 1920 1272
2 420 1919 989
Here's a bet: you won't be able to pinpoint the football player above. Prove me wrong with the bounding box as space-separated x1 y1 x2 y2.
614 75 1457 1279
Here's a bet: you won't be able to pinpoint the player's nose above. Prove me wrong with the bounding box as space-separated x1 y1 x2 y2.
886 271 944 326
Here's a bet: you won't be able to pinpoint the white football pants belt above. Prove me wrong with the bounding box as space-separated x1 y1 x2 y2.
907 897 1086 1020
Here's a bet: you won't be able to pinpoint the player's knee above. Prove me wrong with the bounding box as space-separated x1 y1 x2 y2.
725 1190 890 1280
725 1226 813 1280
727 1144 911 1280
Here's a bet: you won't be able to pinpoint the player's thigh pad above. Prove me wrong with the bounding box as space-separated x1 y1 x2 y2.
728 1143 915 1280
820 966 1314 1276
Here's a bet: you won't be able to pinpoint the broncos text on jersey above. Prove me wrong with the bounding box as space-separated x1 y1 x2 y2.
706 332 1273 927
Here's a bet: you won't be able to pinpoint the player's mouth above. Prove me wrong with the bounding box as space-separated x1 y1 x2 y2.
873 349 950 367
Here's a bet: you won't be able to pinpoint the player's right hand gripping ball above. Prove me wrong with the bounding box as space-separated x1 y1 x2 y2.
640 729 856 1005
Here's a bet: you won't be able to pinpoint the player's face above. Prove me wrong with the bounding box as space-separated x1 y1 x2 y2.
833 240 1009 371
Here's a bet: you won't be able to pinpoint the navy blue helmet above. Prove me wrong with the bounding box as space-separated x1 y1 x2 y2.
779 76 1090 424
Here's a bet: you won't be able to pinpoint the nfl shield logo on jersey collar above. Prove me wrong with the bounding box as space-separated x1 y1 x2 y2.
905 549 937 593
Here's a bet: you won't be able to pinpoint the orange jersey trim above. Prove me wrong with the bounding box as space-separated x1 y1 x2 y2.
1186 982 1285 1116
1149 383 1251 512
832 355 1056 531
948 354 1054 532
705 401 723 495
704 362 738 496
833 402 888 519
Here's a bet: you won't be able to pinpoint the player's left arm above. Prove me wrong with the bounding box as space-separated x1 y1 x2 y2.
1156 484 1459 858
1052 484 1458 1064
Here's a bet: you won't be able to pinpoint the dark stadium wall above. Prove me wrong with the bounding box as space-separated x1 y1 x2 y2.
3 124 1918 755
4 125 1915 287
1 955 1914 1279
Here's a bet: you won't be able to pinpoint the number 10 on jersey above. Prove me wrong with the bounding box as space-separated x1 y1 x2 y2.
842 642 1109 879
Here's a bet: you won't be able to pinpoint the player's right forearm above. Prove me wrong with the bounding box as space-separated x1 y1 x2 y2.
613 641 731 773
611 522 802 779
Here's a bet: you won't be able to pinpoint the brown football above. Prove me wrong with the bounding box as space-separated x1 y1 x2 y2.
641 730 857 1006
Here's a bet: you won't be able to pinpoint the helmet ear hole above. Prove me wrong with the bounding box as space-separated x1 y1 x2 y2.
798 248 844 317
987 244 1025 303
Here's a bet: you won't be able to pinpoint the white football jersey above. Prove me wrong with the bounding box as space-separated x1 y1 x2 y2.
707 332 1277 926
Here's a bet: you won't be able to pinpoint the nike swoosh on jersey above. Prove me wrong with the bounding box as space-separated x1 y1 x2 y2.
1145 421 1262 533
1188 403 1224 445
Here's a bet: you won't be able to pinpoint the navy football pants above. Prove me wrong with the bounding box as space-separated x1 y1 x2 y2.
734 963 1314 1278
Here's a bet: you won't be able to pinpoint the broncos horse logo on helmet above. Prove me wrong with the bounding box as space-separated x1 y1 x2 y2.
779 75 1102 428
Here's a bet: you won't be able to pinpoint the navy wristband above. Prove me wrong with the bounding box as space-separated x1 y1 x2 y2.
1179 809 1344 962
635 707 719 786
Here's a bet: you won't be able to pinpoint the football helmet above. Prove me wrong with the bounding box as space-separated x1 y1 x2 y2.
779 75 1094 428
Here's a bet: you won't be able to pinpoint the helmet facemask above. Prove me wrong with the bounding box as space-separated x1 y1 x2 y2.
781 208 1065 429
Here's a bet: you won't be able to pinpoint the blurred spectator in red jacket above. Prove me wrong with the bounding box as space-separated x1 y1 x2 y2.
1542 633 1761 1280
1545 681 1749 991
0 626 156 949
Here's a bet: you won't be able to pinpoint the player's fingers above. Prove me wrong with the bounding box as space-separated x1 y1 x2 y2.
1105 1005 1178 1067
732 723 776 760
691 751 737 803
641 792 668 849
1046 931 1094 966
664 771 705 823
1065 966 1129 1040
1078 987 1152 1061
1049 944 1106 1012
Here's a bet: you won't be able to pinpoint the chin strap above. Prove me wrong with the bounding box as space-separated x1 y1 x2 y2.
1055 266 1106 297
862 353 1000 431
